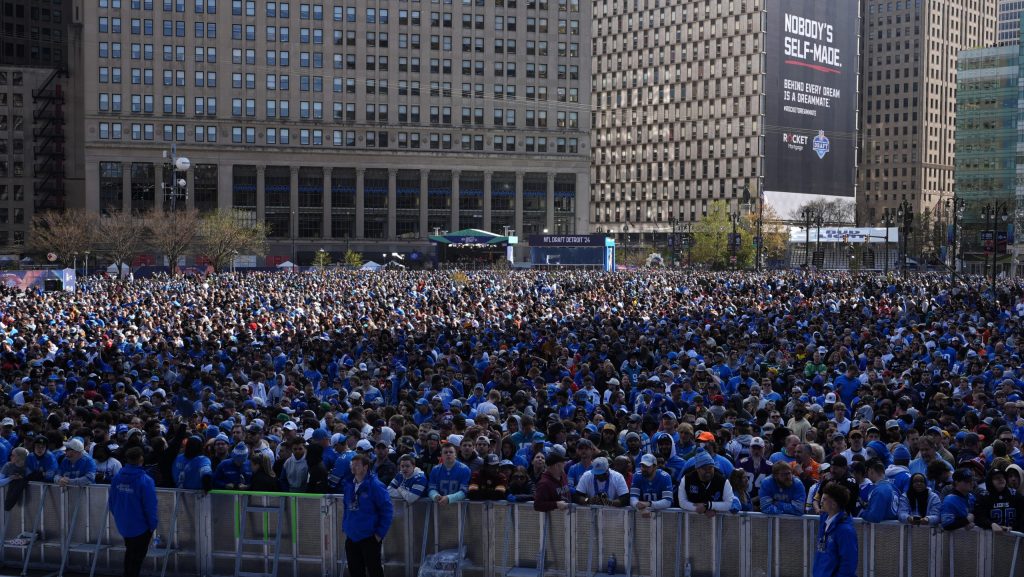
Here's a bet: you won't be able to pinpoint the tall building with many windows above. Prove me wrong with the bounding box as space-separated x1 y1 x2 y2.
591 0 765 241
857 0 996 231
80 0 591 263
998 0 1023 44
0 0 80 253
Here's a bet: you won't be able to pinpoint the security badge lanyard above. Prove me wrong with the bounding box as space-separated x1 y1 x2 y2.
817 514 843 552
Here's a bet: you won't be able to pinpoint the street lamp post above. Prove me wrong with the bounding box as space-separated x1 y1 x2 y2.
982 201 1009 298
801 208 813 267
162 145 191 211
669 217 680 267
880 212 894 275
946 197 966 285
897 200 913 276
815 214 823 268
729 211 740 270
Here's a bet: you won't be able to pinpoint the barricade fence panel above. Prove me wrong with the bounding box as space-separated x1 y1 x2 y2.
0 483 1020 577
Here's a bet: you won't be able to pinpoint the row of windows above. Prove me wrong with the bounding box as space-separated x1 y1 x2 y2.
95 69 580 103
97 93 573 128
98 0 580 19
99 100 578 129
96 122 579 152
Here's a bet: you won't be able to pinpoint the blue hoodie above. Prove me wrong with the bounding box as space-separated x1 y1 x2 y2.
342 472 394 542
108 464 159 539
860 479 899 522
866 441 892 467
26 450 58 482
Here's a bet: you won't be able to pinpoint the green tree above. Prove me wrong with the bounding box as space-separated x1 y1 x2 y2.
312 249 331 268
343 249 363 268
691 200 754 269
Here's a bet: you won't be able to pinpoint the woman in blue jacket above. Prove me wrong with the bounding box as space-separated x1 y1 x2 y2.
813 483 858 577
898 473 941 526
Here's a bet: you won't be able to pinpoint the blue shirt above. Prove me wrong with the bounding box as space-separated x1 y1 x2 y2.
428 461 471 498
328 450 355 491
759 476 806 515
629 470 674 508
388 470 428 500
26 450 58 482
861 480 899 522
172 454 212 490
58 454 97 486
212 458 253 489
940 491 976 531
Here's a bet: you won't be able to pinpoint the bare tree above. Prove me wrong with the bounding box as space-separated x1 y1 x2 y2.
197 210 267 271
790 198 856 225
144 209 200 274
97 211 147 277
28 209 97 266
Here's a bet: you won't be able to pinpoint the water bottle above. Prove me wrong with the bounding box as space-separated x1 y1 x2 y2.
151 534 161 550
607 553 617 575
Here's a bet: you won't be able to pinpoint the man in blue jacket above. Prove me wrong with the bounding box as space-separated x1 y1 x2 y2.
108 447 158 577
940 468 977 531
813 483 858 577
861 459 899 522
760 462 806 515
56 438 96 486
343 453 393 577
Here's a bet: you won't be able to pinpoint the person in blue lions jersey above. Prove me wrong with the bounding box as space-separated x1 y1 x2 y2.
428 444 471 505
388 454 428 503
760 461 806 515
108 447 158 577
812 483 858 577
630 454 673 513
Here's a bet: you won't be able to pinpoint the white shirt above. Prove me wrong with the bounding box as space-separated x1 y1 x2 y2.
576 469 629 500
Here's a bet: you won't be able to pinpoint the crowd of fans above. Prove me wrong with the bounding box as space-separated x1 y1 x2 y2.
0 269 1022 533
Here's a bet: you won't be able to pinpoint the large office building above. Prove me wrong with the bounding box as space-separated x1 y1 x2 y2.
954 40 1022 276
590 0 859 247
857 0 996 228
0 0 79 253
999 0 1023 44
80 0 591 263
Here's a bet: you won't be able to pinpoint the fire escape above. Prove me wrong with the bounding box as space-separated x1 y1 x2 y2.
32 69 66 212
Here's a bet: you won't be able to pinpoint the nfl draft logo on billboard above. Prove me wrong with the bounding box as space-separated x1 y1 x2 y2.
812 130 830 159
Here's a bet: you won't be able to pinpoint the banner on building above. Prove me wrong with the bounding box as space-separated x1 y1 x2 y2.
764 0 859 215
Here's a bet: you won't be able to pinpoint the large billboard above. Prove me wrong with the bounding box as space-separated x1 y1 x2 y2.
764 0 858 213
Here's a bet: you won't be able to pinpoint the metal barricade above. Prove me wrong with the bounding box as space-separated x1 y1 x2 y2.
0 485 1020 577
206 490 327 577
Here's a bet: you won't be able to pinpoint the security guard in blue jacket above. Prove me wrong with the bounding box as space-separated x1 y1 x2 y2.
813 483 858 577
343 452 393 577
108 447 159 577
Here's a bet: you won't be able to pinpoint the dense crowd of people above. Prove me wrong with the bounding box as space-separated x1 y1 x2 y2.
0 269 1022 543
